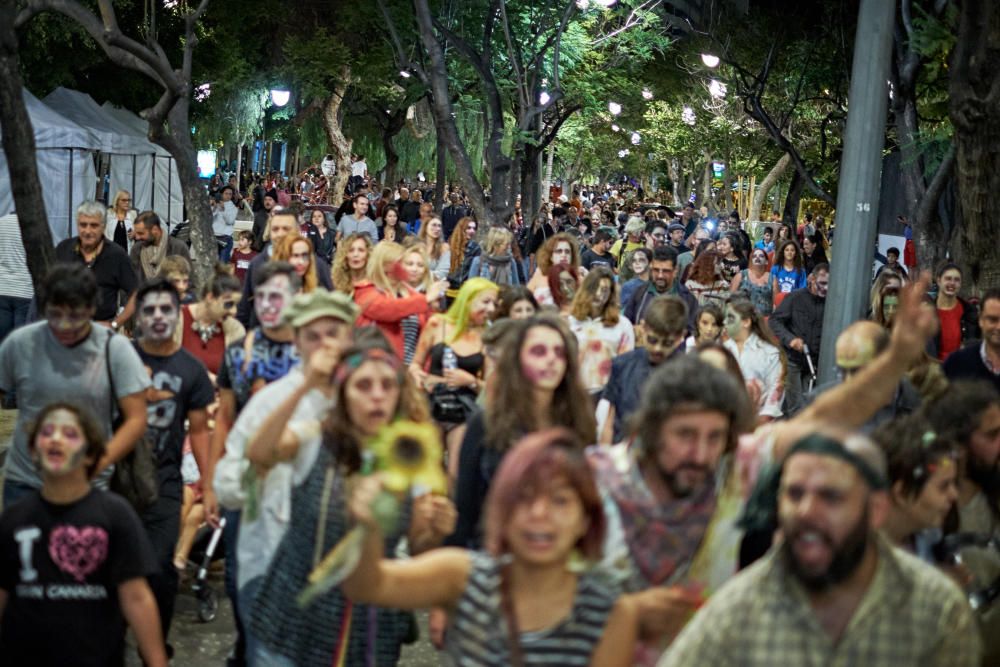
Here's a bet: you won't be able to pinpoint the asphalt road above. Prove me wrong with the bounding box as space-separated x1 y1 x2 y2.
126 567 441 666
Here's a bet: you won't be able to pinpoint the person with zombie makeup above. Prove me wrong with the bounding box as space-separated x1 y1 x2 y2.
0 403 166 667
590 275 940 664
0 263 150 506
620 247 653 307
872 414 959 557
354 242 449 362
242 340 454 666
723 298 786 423
624 246 698 330
210 262 302 666
731 247 777 317
343 429 638 667
132 278 214 654
769 263 830 416
547 263 581 315
213 290 361 662
54 200 139 330
567 267 635 396
526 232 583 307
599 295 689 445
661 432 981 666
237 209 333 327
448 316 597 551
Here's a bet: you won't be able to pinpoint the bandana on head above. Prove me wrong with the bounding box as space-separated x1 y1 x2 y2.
332 347 404 387
738 434 887 535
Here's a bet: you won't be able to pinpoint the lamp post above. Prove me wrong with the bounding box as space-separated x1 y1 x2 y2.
817 0 896 385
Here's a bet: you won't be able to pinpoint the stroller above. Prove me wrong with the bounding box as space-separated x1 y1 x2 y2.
183 517 227 623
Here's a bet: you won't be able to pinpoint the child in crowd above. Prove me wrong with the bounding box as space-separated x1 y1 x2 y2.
230 230 258 284
159 255 196 304
686 303 724 351
0 403 166 666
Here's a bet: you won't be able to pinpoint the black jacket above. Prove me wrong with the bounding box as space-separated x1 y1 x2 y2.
623 280 698 332
929 296 980 357
769 287 825 365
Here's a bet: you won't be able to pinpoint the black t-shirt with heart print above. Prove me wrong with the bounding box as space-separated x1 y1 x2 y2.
0 488 156 666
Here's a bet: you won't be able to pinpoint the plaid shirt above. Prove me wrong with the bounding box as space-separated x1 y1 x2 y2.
660 534 981 667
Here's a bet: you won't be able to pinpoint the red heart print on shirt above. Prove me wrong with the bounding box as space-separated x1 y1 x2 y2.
48 526 109 582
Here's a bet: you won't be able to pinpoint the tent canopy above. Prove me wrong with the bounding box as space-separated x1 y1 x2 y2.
44 87 154 155
0 89 100 242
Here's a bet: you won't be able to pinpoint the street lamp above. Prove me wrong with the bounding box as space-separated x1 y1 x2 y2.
630 131 641 145
701 53 720 68
540 91 551 105
270 89 290 107
608 101 622 116
399 69 412 78
642 88 654 100
611 124 620 132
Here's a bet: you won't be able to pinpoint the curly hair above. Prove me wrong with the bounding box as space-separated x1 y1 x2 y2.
687 249 723 287
272 235 318 293
536 233 581 275
627 354 754 456
449 217 477 274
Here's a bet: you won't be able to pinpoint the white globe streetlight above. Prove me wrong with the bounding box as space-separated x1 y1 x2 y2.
608 101 622 116
270 89 290 107
630 131 641 145
701 53 720 68
611 124 620 132
642 88 654 100
399 70 412 78
540 91 551 105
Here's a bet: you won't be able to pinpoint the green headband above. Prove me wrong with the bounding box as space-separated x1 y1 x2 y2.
738 434 887 535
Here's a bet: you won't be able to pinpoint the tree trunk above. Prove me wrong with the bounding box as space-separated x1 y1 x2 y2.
782 169 805 226
435 129 446 211
701 154 712 209
949 0 1000 292
322 67 352 207
520 142 543 224
150 98 216 289
413 0 492 225
0 7 54 292
750 153 791 222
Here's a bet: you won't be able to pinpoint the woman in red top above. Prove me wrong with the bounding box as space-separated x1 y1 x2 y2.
354 242 448 362
934 262 980 361
177 269 245 377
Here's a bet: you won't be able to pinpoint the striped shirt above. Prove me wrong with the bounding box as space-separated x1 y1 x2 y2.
444 551 617 666
0 214 34 299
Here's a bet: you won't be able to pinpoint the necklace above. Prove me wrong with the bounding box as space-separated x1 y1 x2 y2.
191 313 220 346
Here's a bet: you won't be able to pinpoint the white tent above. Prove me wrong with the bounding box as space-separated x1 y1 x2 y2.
101 103 184 228
43 88 162 222
0 89 100 244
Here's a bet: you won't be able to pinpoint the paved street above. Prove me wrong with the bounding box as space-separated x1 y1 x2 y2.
126 567 440 666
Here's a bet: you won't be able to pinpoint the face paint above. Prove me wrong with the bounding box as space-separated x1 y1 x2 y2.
631 253 649 275
34 409 89 476
46 305 94 346
751 251 768 266
724 308 743 339
882 295 899 323
559 271 576 302
552 242 572 265
254 274 294 329
138 292 179 342
592 279 612 314
814 273 830 299
519 326 567 391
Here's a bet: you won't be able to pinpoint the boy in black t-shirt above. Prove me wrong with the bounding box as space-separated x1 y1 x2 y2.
0 402 163 666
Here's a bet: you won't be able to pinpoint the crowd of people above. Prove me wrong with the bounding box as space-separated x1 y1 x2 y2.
0 171 998 667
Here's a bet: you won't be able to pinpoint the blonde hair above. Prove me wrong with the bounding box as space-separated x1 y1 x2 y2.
111 190 131 212
402 246 432 291
483 227 513 256
417 217 446 260
367 242 407 293
332 232 373 293
272 235 318 293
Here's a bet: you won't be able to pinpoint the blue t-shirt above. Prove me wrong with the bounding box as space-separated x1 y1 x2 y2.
771 265 807 294
601 348 654 442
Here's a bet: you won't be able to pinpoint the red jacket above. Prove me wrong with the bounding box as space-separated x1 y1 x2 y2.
353 281 431 359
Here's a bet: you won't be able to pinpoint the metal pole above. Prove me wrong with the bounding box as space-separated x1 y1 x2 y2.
817 0 895 385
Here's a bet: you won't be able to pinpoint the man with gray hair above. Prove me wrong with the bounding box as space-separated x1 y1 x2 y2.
662 431 981 666
54 200 139 330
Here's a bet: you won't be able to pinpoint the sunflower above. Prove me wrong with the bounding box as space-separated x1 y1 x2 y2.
369 420 447 495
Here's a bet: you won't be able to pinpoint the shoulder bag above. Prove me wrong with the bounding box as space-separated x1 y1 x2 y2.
105 331 159 513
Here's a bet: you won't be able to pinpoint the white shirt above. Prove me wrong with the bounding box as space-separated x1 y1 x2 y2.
351 160 367 178
212 200 238 236
0 214 34 299
724 333 784 418
213 368 334 588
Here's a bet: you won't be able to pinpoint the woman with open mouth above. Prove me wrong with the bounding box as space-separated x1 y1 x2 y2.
243 341 454 666
343 428 637 666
